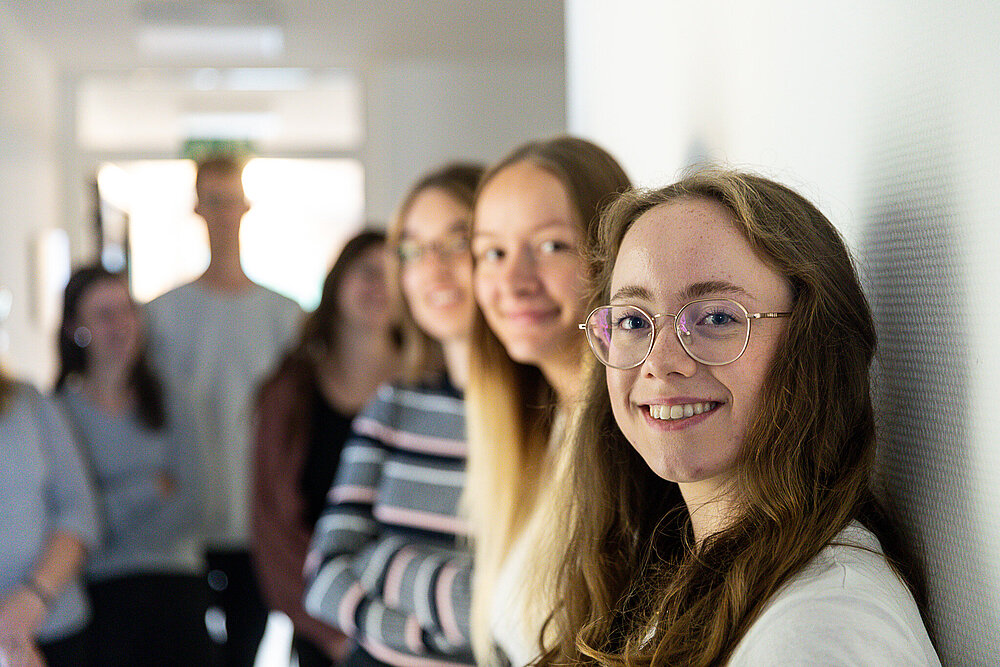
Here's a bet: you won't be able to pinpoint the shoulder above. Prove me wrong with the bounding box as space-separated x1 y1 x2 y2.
253 284 301 315
730 524 939 666
351 381 466 457
364 380 465 418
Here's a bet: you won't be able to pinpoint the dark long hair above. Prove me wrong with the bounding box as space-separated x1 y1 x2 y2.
537 168 929 665
255 230 392 434
56 265 165 430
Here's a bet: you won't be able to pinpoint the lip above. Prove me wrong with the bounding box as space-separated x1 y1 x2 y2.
636 398 724 431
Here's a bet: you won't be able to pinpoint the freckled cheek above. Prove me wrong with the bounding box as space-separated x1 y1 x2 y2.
606 370 634 418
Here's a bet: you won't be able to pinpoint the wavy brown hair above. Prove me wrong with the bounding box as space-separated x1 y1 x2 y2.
535 168 928 665
464 136 631 661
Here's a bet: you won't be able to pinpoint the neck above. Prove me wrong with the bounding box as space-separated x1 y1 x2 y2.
678 479 738 547
538 352 583 408
80 362 132 412
441 338 470 390
317 325 398 414
201 241 251 292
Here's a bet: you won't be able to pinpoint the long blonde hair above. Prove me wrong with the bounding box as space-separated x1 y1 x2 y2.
465 136 631 661
534 167 928 665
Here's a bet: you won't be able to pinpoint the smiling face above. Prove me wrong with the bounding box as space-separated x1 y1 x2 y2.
338 244 391 330
75 278 143 372
472 160 589 378
399 186 475 343
606 197 793 502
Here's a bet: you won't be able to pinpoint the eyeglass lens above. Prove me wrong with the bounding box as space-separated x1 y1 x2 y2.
586 300 751 368
397 233 469 263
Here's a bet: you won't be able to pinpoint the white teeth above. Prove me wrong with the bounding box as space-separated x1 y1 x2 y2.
648 402 716 421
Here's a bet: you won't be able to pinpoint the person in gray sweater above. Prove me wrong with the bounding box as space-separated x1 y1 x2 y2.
55 265 210 665
0 371 101 667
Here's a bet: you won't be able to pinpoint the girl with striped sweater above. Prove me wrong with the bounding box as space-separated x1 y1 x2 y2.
304 163 484 667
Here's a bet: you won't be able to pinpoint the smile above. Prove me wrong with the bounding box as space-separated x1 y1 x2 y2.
647 402 719 421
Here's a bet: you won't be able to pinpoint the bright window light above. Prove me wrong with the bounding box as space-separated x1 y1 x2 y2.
98 158 365 310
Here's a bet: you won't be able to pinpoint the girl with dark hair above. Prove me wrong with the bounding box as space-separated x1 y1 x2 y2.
54 265 210 665
251 230 400 666
534 168 939 665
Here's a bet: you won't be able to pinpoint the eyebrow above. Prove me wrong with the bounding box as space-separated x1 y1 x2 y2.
610 280 753 305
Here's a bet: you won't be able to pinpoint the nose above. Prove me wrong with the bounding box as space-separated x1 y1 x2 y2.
641 319 697 379
499 245 541 295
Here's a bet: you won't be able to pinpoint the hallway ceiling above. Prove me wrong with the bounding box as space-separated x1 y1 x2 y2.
4 0 564 71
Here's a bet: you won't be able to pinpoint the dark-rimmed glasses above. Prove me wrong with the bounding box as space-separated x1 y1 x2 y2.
579 298 791 369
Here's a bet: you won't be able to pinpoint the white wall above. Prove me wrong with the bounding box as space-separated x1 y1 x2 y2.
364 59 566 222
567 1 999 663
0 4 61 386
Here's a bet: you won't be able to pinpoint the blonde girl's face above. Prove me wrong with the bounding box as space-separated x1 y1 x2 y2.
398 187 475 343
472 160 589 370
605 198 793 502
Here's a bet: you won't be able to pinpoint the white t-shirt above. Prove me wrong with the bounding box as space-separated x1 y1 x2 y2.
728 522 940 666
145 281 301 547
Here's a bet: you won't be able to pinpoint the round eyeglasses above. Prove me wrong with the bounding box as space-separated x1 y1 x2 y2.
396 233 470 264
579 298 791 369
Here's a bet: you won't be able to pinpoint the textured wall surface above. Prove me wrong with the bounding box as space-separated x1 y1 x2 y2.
567 1 1000 663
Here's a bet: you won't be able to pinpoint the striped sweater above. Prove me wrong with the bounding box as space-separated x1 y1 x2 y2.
304 378 474 666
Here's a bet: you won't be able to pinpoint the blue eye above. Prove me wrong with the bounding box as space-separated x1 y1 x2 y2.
701 311 737 326
539 239 572 254
615 313 650 331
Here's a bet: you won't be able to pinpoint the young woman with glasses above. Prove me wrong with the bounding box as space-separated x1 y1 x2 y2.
251 230 399 666
303 163 484 667
464 136 631 664
533 168 939 665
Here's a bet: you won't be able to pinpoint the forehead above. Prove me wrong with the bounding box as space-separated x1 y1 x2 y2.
473 160 578 236
402 187 470 238
611 198 789 305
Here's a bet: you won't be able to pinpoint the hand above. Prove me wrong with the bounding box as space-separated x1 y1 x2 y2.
0 635 47 667
156 472 177 496
325 633 351 662
0 590 46 644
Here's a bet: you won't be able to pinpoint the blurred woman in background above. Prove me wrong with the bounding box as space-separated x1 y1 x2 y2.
465 136 630 664
0 367 100 667
304 163 483 667
251 230 399 666
54 265 209 665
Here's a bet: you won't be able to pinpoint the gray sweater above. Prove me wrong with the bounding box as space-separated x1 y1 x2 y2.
0 383 101 641
56 385 205 580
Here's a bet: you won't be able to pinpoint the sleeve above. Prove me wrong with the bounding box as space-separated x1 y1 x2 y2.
33 390 101 551
729 590 941 666
250 374 345 649
303 394 470 659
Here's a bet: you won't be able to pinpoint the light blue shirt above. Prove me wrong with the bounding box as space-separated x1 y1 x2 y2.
0 383 101 641
56 384 205 580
